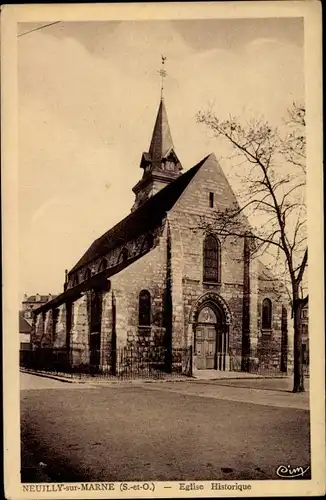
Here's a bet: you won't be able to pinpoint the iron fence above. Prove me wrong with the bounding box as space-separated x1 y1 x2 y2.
20 345 193 380
20 344 309 380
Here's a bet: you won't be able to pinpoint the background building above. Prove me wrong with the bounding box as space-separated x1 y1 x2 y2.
19 313 32 351
21 294 56 321
20 294 57 351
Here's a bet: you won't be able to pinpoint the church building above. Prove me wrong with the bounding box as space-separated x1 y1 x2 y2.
31 90 291 376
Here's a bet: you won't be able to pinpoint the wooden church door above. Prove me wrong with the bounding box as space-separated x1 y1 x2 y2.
195 305 226 370
195 324 216 369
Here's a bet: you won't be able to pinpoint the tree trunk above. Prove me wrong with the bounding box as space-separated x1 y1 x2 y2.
292 294 305 392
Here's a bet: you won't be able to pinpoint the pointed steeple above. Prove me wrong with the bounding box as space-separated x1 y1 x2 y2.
148 98 175 164
131 59 183 211
131 97 183 211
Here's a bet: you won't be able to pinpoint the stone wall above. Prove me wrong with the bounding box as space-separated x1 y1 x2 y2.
167 155 248 360
53 304 67 348
33 313 45 348
99 290 115 371
42 310 53 347
166 217 185 348
109 225 168 352
70 294 89 367
257 264 290 371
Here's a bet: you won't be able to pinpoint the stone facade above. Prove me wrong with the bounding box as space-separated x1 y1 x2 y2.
31 98 292 376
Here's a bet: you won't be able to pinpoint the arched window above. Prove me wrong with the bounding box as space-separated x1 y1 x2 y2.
141 234 154 253
138 290 151 326
84 268 91 281
262 298 272 329
72 274 79 287
118 248 128 264
98 258 108 273
203 235 220 283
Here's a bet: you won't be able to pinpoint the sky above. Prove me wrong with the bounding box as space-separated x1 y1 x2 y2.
18 17 304 300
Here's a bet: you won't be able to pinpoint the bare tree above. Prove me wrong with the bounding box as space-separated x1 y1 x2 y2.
197 103 307 392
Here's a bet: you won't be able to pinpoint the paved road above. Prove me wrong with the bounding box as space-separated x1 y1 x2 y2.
21 373 310 483
20 372 95 390
135 380 309 410
208 377 310 393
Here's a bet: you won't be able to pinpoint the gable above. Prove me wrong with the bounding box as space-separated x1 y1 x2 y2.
171 153 251 233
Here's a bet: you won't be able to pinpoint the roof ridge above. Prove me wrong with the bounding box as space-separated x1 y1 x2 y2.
69 156 209 274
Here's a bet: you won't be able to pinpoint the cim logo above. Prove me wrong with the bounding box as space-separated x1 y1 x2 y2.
276 464 310 479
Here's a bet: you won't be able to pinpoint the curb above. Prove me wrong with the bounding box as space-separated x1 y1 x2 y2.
20 368 83 384
21 368 293 386
194 375 289 381
20 368 195 385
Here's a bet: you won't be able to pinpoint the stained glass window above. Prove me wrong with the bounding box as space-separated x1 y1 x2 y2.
203 235 220 283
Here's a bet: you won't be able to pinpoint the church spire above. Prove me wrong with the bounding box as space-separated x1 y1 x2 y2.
131 57 183 212
149 56 175 164
148 98 175 166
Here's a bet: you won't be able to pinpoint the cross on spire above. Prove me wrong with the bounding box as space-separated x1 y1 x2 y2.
158 55 167 100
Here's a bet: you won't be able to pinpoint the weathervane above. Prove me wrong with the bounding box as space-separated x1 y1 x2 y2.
158 55 167 100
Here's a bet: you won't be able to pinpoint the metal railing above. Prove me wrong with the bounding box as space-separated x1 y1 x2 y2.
20 344 193 380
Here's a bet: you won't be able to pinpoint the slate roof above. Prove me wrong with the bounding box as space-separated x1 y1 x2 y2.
69 155 209 274
19 313 32 333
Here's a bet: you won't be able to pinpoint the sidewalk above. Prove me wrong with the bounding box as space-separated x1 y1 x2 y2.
20 367 191 386
137 380 310 410
20 367 289 387
192 369 286 380
20 370 309 410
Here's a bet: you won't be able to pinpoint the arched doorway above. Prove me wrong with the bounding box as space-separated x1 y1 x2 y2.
195 304 228 370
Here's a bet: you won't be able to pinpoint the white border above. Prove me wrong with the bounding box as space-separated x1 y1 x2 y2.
2 2 324 498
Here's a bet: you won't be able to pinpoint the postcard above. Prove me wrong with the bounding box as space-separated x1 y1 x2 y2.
2 1 324 499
